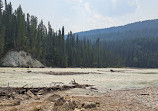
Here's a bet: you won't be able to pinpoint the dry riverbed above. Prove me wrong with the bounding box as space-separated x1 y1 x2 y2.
1 67 158 111
1 86 158 111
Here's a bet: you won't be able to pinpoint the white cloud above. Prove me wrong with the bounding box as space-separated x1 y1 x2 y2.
6 0 158 33
60 0 158 33
84 2 91 13
62 18 70 23
63 0 126 32
111 0 117 9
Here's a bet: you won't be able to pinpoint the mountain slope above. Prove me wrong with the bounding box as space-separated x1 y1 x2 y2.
75 19 158 41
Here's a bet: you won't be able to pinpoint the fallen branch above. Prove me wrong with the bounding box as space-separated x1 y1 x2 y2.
22 84 28 88
0 82 93 97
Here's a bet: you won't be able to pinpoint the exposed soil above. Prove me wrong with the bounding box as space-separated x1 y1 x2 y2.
1 86 158 111
1 51 44 68
1 67 158 110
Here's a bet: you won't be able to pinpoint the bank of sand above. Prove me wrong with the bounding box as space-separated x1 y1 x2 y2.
1 67 158 110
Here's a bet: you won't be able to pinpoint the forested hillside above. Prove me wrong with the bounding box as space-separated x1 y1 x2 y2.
1 0 158 68
75 19 158 68
0 0 121 68
107 37 158 68
75 20 158 41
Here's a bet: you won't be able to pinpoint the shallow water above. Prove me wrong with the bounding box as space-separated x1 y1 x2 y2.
1 68 158 93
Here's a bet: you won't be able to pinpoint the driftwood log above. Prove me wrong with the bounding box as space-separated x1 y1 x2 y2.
0 83 92 98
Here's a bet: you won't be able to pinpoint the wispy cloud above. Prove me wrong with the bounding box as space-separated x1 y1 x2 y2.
84 2 91 13
6 0 158 33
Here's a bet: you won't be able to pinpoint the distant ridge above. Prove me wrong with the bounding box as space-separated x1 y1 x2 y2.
75 19 158 41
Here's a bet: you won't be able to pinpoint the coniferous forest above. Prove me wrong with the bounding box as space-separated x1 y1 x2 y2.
0 0 158 68
0 0 122 68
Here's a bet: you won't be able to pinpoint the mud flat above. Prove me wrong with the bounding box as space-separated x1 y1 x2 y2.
1 67 158 92
1 67 158 110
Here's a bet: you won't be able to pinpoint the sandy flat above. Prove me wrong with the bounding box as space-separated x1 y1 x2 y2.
1 67 158 92
1 67 158 110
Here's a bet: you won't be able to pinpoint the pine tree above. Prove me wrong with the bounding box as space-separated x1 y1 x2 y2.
15 5 26 49
61 26 67 67
0 0 5 56
3 1 14 49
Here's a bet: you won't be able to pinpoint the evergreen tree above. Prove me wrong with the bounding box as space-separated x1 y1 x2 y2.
0 0 5 56
1 0 158 68
61 26 67 67
15 5 26 49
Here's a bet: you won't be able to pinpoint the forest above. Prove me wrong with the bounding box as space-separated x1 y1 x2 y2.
0 0 158 68
76 19 158 41
0 0 122 68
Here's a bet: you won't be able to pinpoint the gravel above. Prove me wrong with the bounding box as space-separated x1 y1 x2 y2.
1 50 44 68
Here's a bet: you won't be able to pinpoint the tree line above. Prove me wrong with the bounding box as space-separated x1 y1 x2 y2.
1 0 157 68
107 37 158 68
0 0 122 68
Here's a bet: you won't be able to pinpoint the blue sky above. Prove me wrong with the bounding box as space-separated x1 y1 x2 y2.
3 0 158 33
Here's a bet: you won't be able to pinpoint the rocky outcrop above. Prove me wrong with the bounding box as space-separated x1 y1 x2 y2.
1 50 44 68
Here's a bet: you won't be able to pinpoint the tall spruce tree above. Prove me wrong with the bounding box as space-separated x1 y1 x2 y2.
2 0 157 68
0 0 5 56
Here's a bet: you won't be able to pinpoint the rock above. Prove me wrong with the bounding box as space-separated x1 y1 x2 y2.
45 94 61 102
61 100 77 110
110 69 115 72
27 71 32 73
1 50 44 68
82 102 98 109
53 98 77 111
54 97 66 106
53 97 66 111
